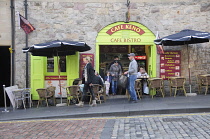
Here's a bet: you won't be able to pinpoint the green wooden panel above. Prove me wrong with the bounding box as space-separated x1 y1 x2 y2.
66 52 79 86
30 56 45 100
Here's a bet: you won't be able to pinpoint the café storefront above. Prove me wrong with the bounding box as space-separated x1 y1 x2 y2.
95 21 157 78
30 21 157 100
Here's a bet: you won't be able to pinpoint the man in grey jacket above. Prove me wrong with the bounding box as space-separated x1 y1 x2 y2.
124 53 138 103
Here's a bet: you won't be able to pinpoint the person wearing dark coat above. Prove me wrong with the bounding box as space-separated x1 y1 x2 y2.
76 56 97 107
108 56 123 72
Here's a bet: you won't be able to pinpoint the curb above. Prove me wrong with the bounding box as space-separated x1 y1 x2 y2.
1 107 210 121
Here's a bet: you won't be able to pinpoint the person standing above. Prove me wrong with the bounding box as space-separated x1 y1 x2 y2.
108 56 123 72
124 53 138 103
104 71 112 96
76 56 97 107
109 61 122 95
108 56 124 95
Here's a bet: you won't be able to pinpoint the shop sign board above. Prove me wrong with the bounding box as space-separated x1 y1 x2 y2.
45 76 67 97
135 56 146 60
79 53 94 79
106 24 145 35
160 51 181 80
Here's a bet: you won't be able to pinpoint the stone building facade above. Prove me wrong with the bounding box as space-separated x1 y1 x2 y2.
1 0 210 92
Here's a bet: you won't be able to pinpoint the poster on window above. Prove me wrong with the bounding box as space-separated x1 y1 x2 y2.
45 76 67 97
79 53 94 79
160 51 181 80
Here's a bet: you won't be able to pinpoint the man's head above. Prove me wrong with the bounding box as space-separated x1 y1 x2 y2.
128 53 135 60
114 56 119 60
114 60 119 65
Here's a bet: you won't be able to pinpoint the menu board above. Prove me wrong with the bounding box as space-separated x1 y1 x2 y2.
45 76 67 97
160 51 181 80
79 53 94 78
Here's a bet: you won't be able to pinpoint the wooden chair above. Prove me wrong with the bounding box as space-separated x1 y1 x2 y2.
92 84 104 104
135 79 142 99
148 78 165 98
36 88 54 108
196 74 202 94
200 76 210 95
46 86 56 105
169 77 187 97
66 85 81 105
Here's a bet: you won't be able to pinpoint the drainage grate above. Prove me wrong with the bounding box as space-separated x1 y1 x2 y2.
162 118 192 122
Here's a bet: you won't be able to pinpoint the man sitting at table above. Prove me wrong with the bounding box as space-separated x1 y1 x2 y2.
137 67 149 95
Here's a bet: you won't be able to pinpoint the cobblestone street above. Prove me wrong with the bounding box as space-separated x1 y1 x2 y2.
0 113 210 139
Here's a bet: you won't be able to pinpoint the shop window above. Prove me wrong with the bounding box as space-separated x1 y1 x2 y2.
59 56 66 72
47 57 54 72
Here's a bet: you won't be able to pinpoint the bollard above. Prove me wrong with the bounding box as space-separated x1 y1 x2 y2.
2 85 9 112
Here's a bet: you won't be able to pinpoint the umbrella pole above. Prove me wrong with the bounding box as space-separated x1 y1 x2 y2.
187 44 192 93
56 55 67 107
58 57 62 104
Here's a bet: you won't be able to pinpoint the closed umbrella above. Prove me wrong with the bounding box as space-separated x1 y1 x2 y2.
23 40 91 106
154 29 210 93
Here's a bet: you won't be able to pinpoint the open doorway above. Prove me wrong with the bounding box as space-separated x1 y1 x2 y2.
0 46 11 107
99 45 149 95
99 45 148 75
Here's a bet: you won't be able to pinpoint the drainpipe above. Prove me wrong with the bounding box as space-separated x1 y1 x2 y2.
10 0 15 86
24 0 29 88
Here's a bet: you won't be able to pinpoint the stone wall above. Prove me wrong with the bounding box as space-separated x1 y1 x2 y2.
13 0 210 91
0 0 11 46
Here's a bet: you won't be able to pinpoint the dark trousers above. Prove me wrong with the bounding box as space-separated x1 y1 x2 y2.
81 83 95 102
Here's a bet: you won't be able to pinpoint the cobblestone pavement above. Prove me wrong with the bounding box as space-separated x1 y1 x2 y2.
0 113 210 139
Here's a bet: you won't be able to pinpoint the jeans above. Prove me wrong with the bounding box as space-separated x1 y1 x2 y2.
111 80 118 95
127 74 138 101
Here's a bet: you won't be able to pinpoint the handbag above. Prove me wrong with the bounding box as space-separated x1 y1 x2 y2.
118 75 127 88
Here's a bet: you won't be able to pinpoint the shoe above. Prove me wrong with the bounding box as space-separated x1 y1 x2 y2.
130 100 138 103
75 101 84 107
90 100 97 107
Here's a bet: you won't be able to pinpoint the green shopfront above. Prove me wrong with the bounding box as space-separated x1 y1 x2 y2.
96 21 157 79
30 21 157 100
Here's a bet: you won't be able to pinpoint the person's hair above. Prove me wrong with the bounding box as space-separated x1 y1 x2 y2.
114 56 119 59
84 56 92 62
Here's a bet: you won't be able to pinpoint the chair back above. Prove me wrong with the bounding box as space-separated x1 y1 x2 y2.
204 76 210 85
92 84 101 94
46 86 56 96
135 80 142 89
149 79 163 88
36 88 47 98
66 85 79 96
196 74 202 84
13 90 24 99
22 89 31 98
176 78 185 87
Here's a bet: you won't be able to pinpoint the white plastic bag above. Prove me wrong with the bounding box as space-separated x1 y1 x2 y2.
144 86 149 94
